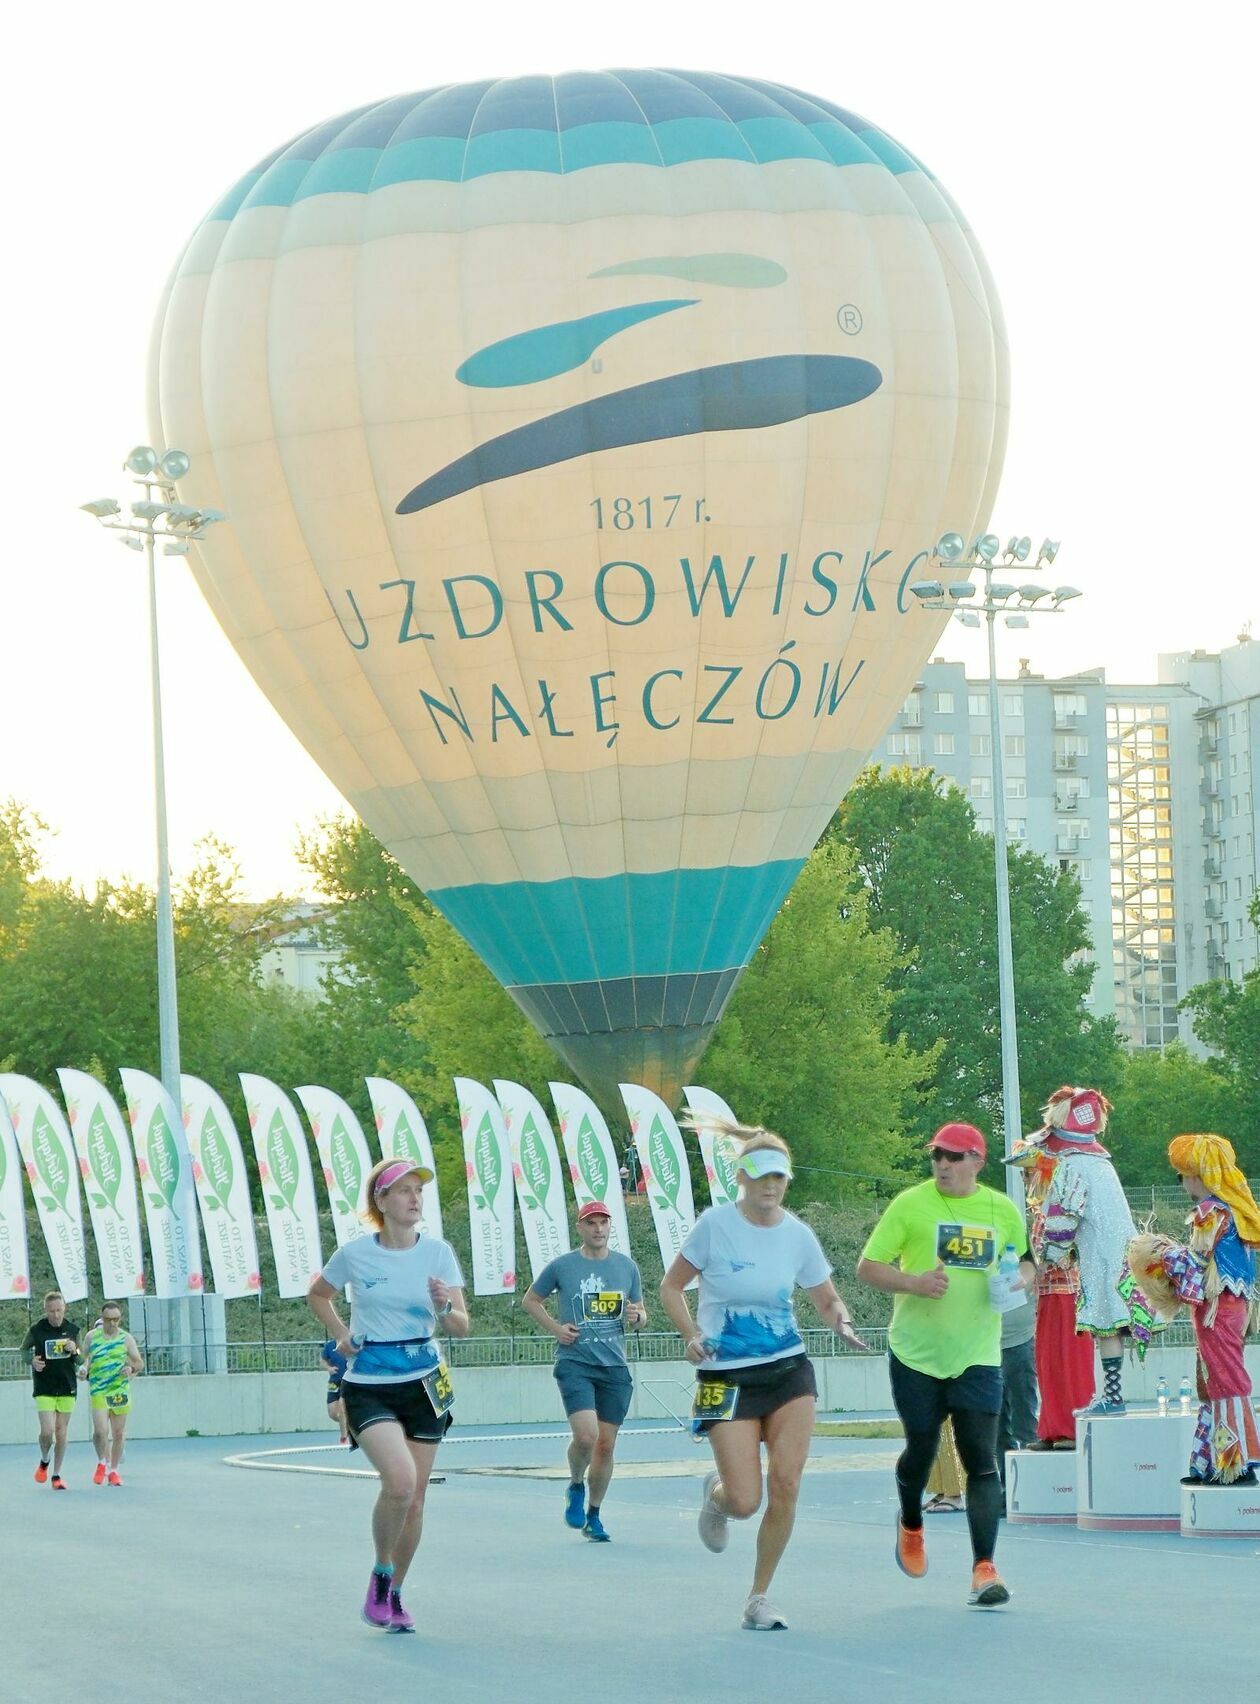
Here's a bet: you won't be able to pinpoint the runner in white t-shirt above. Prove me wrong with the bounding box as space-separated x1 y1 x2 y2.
660 1120 866 1632
308 1156 469 1634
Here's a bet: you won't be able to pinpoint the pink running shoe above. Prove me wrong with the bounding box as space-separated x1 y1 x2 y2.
361 1569 394 1629
94 1463 107 1486
389 1589 415 1633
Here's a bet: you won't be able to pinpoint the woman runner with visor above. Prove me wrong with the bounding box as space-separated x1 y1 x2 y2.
308 1156 468 1632
660 1120 866 1632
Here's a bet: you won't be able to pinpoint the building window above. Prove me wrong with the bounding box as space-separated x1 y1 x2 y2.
1006 777 1027 799
935 691 955 714
970 777 992 799
933 732 955 755
1007 818 1027 840
1004 695 1024 717
888 733 922 759
970 734 991 757
1005 735 1025 758
976 818 992 835
968 693 989 717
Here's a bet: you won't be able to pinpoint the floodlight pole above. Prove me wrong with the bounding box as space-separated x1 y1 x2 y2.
980 557 1025 1213
143 512 181 1108
915 537 1077 1212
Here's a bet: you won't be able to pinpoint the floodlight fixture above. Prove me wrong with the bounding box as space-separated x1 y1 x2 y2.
120 534 145 552
124 445 159 475
1005 614 1030 629
954 611 981 628
974 533 1001 562
132 500 171 521
909 580 945 601
80 498 121 518
1052 586 1082 606
935 532 966 562
158 449 190 480
988 583 1018 601
947 582 976 599
163 541 190 556
1036 538 1060 567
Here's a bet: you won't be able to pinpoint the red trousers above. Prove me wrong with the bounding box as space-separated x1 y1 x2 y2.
1035 1290 1096 1442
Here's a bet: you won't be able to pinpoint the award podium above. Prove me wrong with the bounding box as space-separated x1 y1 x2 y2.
1180 1478 1260 1538
1004 1448 1077 1522
1075 1409 1197 1531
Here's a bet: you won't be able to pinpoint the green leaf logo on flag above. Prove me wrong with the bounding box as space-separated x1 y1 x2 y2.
518 1114 553 1222
87 1105 124 1214
199 1109 237 1223
265 1109 300 1212
329 1116 363 1215
147 1107 181 1209
392 1110 422 1167
712 1132 739 1202
32 1108 72 1212
473 1112 502 1203
647 1115 684 1214
575 1116 609 1203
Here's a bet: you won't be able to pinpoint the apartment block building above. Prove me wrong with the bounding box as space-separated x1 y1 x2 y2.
872 636 1260 1050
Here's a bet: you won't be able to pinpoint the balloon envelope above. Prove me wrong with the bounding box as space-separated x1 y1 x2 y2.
150 71 1007 1102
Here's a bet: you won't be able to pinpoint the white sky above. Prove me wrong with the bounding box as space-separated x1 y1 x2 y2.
4 1 1254 899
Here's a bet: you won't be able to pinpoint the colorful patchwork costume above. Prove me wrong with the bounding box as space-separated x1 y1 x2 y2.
1129 1135 1260 1485
1006 1087 1156 1417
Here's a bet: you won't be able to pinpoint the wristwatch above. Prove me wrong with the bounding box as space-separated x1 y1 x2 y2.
438 1300 454 1317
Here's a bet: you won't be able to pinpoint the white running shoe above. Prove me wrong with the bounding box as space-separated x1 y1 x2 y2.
742 1594 788 1631
698 1471 729 1553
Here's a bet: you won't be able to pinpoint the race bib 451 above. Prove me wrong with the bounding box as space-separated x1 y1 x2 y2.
936 1223 996 1270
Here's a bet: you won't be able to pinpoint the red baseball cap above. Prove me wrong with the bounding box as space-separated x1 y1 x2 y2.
925 1122 987 1161
577 1201 612 1222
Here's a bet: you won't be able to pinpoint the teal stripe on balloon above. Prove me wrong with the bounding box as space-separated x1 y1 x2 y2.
590 254 786 288
464 126 564 179
428 861 805 985
372 136 467 185
202 121 943 223
456 299 696 388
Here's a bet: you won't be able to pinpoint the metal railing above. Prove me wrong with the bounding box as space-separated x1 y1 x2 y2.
6 1318 1220 1381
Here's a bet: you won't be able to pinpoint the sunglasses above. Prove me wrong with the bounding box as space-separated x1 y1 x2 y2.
930 1148 969 1163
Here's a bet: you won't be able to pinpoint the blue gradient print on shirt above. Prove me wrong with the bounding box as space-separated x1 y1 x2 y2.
713 1290 802 1362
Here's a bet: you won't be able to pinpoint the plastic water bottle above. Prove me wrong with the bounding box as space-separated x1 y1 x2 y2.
1155 1375 1168 1416
1178 1375 1193 1415
989 1243 1024 1313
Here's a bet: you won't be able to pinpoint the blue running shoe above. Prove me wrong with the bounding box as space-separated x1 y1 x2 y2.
583 1513 611 1542
564 1483 586 1529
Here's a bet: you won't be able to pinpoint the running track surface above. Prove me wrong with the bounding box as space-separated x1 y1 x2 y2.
2 1420 1254 1702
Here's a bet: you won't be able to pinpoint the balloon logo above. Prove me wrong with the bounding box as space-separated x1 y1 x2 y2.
150 71 1007 1102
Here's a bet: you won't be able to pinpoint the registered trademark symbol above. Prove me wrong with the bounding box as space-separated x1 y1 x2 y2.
836 304 863 336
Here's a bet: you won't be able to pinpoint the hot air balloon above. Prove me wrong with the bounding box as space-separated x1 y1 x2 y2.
149 71 1007 1104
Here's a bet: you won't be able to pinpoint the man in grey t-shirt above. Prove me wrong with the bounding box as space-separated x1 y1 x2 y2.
522 1201 646 1542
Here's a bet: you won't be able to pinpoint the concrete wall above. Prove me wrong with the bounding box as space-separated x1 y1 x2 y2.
6 1344 1254 1448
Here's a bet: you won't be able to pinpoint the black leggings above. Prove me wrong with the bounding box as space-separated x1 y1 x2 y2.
896 1408 1002 1563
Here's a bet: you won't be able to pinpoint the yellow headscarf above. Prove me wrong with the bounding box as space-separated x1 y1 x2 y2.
1167 1133 1260 1245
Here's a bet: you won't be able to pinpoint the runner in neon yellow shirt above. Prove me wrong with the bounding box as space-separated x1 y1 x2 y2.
80 1303 143 1486
858 1123 1033 1609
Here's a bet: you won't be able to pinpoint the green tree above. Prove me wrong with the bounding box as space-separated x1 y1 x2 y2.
1181 968 1260 1174
700 839 936 1195
396 900 560 1180
827 766 1124 1148
1109 1042 1242 1184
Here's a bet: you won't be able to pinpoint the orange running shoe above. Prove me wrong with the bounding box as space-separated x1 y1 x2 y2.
51 1476 67 1491
34 1461 49 1484
894 1518 927 1578
93 1463 107 1485
968 1561 1010 1607
108 1471 123 1487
